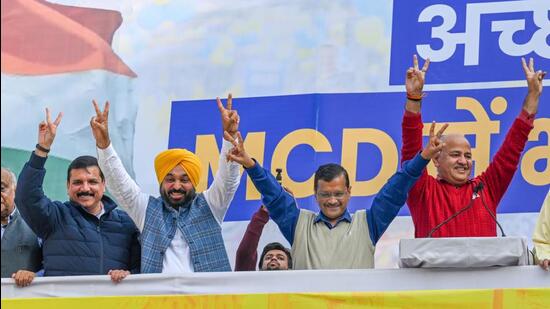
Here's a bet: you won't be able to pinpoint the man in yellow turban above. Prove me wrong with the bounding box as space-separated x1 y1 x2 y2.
154 148 202 208
92 94 241 273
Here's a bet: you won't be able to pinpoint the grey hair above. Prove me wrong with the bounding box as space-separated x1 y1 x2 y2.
1 167 17 188
440 134 468 144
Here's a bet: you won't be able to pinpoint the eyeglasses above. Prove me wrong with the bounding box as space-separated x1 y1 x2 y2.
316 191 347 200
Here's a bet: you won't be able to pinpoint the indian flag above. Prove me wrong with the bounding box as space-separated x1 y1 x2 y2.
1 0 138 199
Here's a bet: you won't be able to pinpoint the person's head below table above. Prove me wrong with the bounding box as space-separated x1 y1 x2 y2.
259 242 292 271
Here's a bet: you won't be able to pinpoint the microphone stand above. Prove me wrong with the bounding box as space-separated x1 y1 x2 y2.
427 182 483 238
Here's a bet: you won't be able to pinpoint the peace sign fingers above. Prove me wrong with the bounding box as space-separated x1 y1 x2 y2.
37 107 63 151
92 100 110 122
421 121 448 160
218 93 239 136
406 55 430 95
90 100 111 149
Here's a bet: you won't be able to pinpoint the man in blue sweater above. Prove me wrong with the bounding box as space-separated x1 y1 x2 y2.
15 108 140 284
223 123 447 269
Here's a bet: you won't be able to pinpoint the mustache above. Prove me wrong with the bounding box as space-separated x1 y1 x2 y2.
168 189 187 195
266 263 281 270
76 192 94 197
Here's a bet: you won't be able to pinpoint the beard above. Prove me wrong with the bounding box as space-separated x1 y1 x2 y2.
160 186 196 209
1 210 9 221
264 266 281 271
1 203 11 220
262 262 284 271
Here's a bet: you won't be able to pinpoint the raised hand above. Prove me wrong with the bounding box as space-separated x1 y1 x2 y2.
37 108 63 151
224 131 255 168
521 58 546 115
421 121 449 160
522 57 546 96
406 54 430 97
217 94 240 139
90 100 111 149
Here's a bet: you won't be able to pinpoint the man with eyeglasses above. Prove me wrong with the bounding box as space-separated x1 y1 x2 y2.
223 127 445 269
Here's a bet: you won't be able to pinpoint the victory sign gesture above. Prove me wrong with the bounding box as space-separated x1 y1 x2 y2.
406 54 430 98
420 121 449 160
90 100 111 149
217 93 240 140
36 108 63 155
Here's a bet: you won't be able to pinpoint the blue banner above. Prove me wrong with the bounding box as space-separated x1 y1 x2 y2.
390 0 550 85
169 88 549 221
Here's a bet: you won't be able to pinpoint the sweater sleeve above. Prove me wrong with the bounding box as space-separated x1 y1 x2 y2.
14 152 59 238
97 144 149 231
203 139 242 225
477 110 534 209
401 110 430 210
245 161 299 245
401 111 424 162
367 153 430 244
235 207 270 271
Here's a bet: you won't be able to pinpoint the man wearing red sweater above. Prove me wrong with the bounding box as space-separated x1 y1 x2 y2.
402 55 546 238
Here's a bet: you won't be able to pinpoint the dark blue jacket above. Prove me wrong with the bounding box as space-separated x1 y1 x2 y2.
15 152 141 276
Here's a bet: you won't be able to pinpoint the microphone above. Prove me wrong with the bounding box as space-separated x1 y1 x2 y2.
275 168 283 185
427 182 484 238
472 182 483 199
478 182 507 237
473 182 484 195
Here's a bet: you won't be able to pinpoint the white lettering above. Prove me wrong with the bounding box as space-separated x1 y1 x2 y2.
417 1 549 65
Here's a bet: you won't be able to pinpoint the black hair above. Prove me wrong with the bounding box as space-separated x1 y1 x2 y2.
258 242 292 270
313 163 350 192
67 156 105 182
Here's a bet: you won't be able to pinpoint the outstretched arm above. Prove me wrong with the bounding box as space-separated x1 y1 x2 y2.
204 94 242 224
402 55 430 162
479 58 545 206
226 131 299 245
368 122 447 244
15 108 63 238
235 206 270 271
91 101 149 230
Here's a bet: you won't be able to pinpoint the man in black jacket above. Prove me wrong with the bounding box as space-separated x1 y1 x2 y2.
15 108 140 285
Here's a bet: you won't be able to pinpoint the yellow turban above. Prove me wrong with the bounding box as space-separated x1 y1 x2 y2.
154 149 202 188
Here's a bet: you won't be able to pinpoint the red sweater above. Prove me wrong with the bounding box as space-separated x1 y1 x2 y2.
401 110 534 238
235 207 269 271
